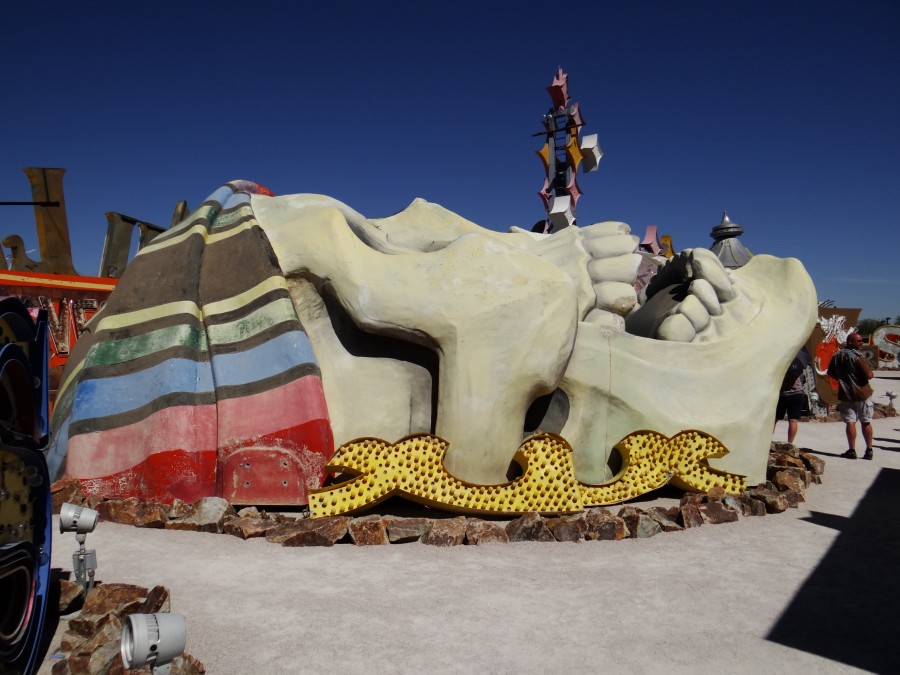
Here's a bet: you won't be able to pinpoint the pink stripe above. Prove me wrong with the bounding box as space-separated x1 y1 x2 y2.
67 404 217 477
66 375 329 479
217 374 329 445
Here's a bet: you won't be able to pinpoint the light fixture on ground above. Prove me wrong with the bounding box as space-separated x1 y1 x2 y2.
58 502 99 591
121 613 186 675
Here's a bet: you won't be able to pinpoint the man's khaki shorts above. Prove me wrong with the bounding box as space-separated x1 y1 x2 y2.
839 399 874 423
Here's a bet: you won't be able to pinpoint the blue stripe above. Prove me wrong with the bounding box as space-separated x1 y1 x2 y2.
46 414 71 480
68 330 316 423
70 359 214 422
210 330 316 388
221 190 250 210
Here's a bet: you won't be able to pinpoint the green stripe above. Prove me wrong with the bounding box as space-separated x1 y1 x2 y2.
208 207 251 231
152 203 216 242
87 324 208 367
207 297 299 346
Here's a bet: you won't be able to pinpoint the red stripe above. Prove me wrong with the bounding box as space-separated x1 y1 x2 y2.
79 449 217 503
67 375 334 504
217 374 329 444
67 404 218 477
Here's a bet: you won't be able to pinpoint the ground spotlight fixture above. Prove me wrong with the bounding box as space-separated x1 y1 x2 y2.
59 502 99 591
121 613 186 675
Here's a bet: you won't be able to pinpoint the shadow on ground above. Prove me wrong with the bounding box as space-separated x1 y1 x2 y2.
799 449 852 459
767 468 900 674
873 436 900 453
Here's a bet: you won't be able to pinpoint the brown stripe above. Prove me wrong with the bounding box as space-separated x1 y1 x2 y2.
202 287 293 327
105 233 206 311
198 225 284 304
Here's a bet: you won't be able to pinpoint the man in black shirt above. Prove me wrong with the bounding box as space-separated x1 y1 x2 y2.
827 332 875 459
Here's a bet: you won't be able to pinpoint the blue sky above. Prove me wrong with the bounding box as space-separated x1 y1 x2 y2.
2 1 898 320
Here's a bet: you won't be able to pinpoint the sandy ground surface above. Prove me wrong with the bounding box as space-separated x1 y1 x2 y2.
38 372 900 674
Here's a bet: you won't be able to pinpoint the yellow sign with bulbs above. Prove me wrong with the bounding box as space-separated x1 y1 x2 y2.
309 430 746 518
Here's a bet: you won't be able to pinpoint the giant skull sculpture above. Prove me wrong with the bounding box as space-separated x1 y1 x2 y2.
47 181 816 504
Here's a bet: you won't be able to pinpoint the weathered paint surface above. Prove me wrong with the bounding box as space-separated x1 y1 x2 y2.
48 182 334 504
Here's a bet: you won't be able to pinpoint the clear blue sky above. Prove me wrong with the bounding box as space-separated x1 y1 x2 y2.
2 1 898 320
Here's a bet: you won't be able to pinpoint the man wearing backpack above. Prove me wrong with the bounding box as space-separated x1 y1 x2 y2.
827 331 875 459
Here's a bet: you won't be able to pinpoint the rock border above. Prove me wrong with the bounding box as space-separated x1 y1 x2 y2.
50 442 825 548
49 582 204 675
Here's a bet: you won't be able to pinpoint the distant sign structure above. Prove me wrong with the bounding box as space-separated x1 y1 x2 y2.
709 211 753 269
0 167 172 408
534 68 602 233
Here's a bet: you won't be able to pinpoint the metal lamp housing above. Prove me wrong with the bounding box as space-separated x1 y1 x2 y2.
121 613 186 674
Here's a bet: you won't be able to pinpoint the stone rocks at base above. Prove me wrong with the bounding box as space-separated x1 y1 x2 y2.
84 495 106 510
383 516 431 543
505 512 555 543
747 498 767 516
133 501 170 528
273 516 350 547
698 501 739 525
679 493 705 506
264 520 306 544
58 579 83 613
73 583 149 629
772 469 808 494
723 494 743 514
770 453 806 470
79 614 123 674
745 487 788 514
223 516 273 540
51 478 86 514
770 441 797 456
646 507 684 532
349 514 390 545
105 654 206 675
96 497 142 526
161 653 207 675
584 508 629 540
617 506 662 539
52 582 203 675
167 498 196 520
59 629 86 654
424 517 468 546
139 585 171 614
465 519 509 545
677 504 704 528
799 451 826 476
782 488 804 508
165 497 235 534
68 591 144 645
236 506 260 518
52 653 89 674
705 486 726 502
545 514 587 542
